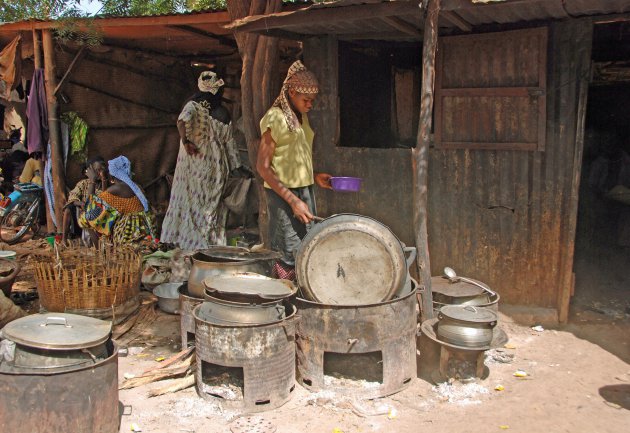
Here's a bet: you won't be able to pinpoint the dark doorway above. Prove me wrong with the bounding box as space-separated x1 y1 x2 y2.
573 21 630 319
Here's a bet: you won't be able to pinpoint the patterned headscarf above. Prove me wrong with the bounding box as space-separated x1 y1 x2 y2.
198 71 225 95
272 61 319 132
108 156 149 212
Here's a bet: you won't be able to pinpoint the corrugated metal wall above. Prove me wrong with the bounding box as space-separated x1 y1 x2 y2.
306 18 593 319
428 20 593 316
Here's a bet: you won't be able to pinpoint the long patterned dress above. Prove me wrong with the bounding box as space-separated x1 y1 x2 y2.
160 101 241 249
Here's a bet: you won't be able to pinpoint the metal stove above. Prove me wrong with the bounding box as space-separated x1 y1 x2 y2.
421 318 508 382
193 302 297 412
295 284 417 399
178 285 203 349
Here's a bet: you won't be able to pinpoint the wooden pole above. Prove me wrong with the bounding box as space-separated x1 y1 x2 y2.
33 29 56 233
413 0 441 321
41 29 67 228
32 29 42 69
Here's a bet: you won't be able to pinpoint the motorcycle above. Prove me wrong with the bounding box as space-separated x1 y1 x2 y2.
0 182 43 244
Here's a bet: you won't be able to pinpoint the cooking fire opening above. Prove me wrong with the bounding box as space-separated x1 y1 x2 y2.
323 351 384 385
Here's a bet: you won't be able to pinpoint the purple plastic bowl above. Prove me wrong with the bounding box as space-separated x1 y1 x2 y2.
330 177 363 192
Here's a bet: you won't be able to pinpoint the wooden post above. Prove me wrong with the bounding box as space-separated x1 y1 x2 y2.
41 29 67 227
413 0 441 321
32 29 42 69
33 29 56 233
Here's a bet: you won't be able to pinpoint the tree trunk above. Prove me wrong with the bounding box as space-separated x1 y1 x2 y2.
413 0 441 321
227 0 282 248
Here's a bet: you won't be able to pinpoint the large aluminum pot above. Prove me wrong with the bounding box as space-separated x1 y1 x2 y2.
437 305 497 349
197 295 287 325
296 214 415 305
188 246 281 298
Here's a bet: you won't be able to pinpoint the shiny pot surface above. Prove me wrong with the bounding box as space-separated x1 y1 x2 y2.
188 248 279 298
437 305 497 349
12 342 108 370
198 294 286 325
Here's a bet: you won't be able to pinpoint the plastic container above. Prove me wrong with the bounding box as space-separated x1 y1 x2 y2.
330 177 363 192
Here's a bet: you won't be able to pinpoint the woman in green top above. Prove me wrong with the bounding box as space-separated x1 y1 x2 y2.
258 61 333 279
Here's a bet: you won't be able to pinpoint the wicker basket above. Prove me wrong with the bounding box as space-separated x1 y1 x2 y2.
33 246 142 313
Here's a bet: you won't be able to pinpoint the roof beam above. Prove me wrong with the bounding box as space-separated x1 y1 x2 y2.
0 11 231 31
440 10 473 32
441 0 546 12
228 1 421 33
381 16 422 38
168 24 237 48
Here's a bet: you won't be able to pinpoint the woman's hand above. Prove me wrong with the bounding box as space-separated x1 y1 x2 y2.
290 198 314 224
183 139 199 156
315 172 333 190
85 165 98 182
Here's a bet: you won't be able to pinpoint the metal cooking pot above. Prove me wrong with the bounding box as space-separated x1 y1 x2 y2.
437 305 497 349
296 214 416 305
203 272 296 304
1 313 112 372
198 294 286 325
154 282 182 314
188 246 280 298
431 276 500 314
12 343 108 370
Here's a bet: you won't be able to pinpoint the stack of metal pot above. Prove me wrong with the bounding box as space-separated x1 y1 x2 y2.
293 214 419 399
176 246 281 349
0 313 119 433
421 267 506 351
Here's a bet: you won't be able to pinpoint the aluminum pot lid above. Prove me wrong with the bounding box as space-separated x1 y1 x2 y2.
438 305 498 323
431 276 486 297
2 313 111 350
203 273 295 299
195 246 281 262
296 214 407 305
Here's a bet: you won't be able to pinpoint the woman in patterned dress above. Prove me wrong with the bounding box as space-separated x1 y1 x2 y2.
160 71 246 249
79 156 155 246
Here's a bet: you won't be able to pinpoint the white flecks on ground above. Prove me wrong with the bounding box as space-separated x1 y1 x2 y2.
431 382 489 405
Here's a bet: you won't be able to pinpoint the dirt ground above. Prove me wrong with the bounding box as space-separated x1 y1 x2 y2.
112 302 630 433
3 239 629 433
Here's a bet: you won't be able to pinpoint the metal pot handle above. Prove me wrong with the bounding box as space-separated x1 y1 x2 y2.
463 305 478 313
40 316 72 328
403 247 417 268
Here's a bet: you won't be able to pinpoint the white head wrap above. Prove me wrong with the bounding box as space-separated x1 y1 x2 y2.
198 71 225 94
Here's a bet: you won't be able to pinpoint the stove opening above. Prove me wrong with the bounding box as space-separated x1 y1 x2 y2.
323 351 384 385
200 361 244 400
186 332 195 346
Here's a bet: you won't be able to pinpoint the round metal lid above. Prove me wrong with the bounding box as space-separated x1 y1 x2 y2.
3 313 112 350
203 273 295 299
431 276 486 297
196 246 281 262
439 305 498 323
296 214 407 305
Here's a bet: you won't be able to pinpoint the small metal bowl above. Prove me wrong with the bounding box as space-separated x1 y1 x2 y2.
154 283 182 314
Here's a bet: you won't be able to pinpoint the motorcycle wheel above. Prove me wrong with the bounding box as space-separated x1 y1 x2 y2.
0 201 39 245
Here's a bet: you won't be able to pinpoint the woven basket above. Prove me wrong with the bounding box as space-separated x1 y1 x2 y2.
33 246 142 313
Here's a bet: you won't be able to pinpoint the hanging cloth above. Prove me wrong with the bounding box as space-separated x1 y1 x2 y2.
26 69 48 155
